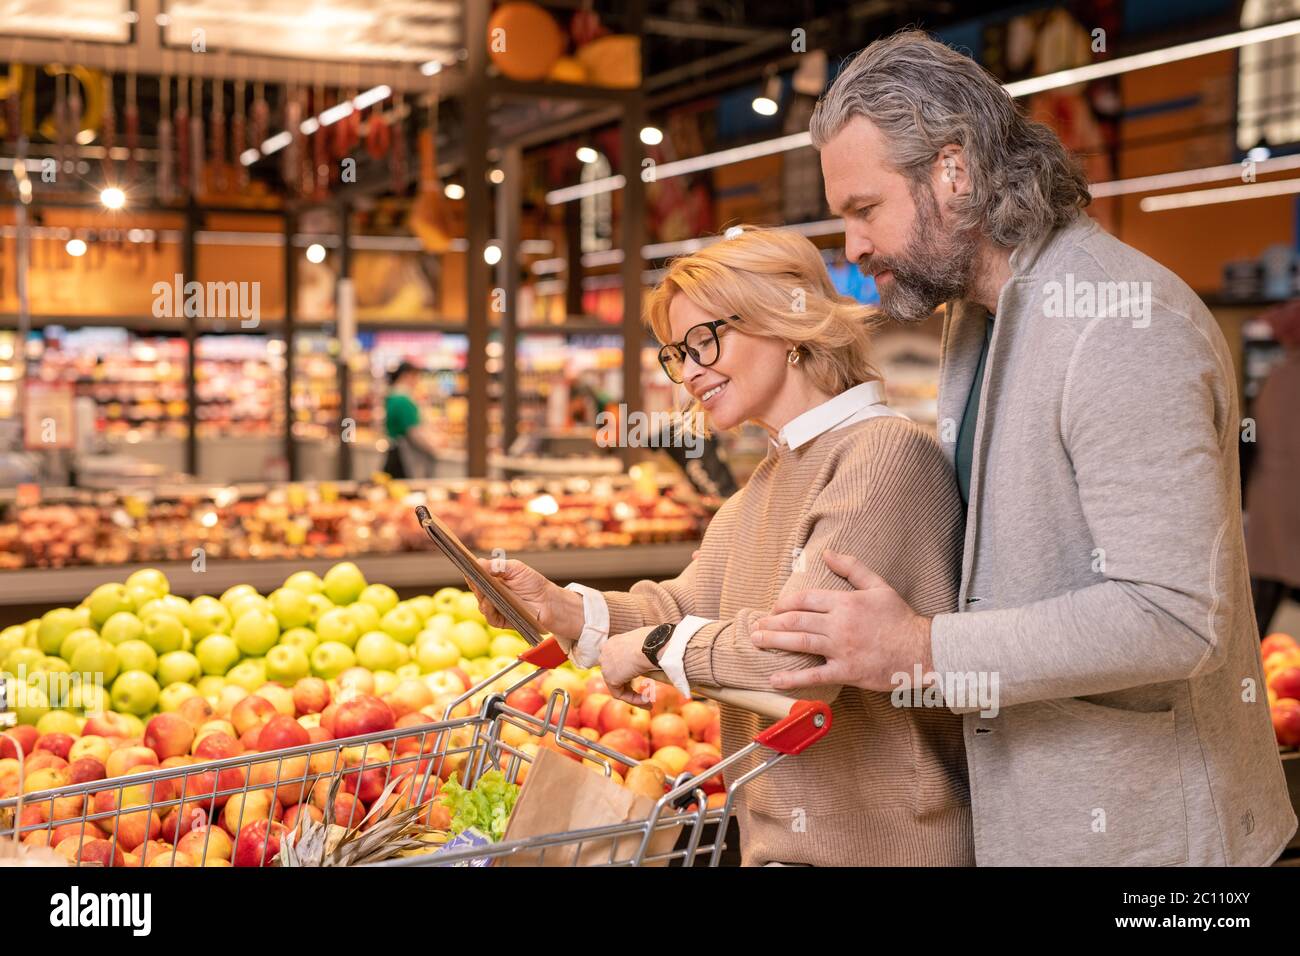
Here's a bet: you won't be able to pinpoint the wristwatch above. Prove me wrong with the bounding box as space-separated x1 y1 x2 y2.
641 623 675 668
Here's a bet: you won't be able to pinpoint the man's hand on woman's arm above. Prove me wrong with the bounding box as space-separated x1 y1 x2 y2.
751 550 935 692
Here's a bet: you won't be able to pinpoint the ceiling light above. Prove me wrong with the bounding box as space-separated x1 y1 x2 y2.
576 146 599 164
444 183 465 200
488 168 505 184
420 60 443 76
352 85 392 110
100 186 126 209
1140 176 1300 212
66 238 87 257
484 244 502 265
640 126 663 146
306 243 327 263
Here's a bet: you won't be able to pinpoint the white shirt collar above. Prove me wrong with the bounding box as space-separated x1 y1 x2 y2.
771 380 892 450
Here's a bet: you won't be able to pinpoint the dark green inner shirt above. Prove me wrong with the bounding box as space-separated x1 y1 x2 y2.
955 315 994 506
385 392 420 439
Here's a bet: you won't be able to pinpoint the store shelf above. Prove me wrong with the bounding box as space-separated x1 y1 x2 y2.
0 542 696 606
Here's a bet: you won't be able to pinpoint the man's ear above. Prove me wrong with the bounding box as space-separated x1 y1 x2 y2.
931 144 970 197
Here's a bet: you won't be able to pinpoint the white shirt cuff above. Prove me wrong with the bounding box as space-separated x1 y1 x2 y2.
563 583 610 669
659 616 713 699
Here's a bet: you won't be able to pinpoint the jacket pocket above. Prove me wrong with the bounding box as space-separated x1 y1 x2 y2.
983 697 1188 866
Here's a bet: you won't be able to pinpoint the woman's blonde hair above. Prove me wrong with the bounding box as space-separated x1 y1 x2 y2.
646 226 883 419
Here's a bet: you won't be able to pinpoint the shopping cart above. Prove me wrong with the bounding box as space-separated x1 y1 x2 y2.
1 635 829 867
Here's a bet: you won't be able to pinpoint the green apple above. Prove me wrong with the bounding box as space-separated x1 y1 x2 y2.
358 583 399 616
227 593 272 622
101 611 145 646
310 641 357 679
58 627 101 662
266 644 311 685
283 570 325 594
69 638 120 684
110 670 161 716
415 635 461 673
143 612 186 655
36 709 81 737
220 584 259 609
306 593 334 621
279 627 319 655
407 595 438 622
355 631 406 672
157 650 201 686
115 639 158 675
381 605 423 645
195 634 241 676
186 596 232 640
196 675 226 699
322 561 367 606
225 658 267 693
70 607 92 631
453 591 487 625
159 681 201 712
36 607 82 655
0 624 28 660
86 583 135 627
232 608 280 657
346 601 381 635
372 670 399 697
69 679 110 716
15 684 50 726
42 655 71 674
395 662 422 680
269 588 314 630
431 587 462 615
138 594 191 622
489 633 530 659
125 568 170 600
448 620 490 659
420 613 457 640
315 608 360 648
4 646 45 677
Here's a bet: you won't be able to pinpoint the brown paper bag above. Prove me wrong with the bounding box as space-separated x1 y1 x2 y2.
500 748 682 867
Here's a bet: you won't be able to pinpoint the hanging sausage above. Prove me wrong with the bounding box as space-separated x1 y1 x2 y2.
232 78 247 191
190 75 205 199
175 73 189 195
124 68 139 185
157 74 175 202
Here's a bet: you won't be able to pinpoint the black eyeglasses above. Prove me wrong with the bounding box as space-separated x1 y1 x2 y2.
657 318 732 384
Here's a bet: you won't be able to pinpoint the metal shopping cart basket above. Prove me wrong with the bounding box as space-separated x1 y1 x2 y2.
1 635 829 867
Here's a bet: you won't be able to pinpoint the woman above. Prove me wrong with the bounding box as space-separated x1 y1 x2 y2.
383 362 439 479
475 226 972 865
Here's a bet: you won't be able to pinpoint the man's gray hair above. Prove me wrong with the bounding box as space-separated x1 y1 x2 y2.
810 30 1090 247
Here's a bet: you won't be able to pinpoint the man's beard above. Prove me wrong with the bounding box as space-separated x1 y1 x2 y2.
861 182 981 324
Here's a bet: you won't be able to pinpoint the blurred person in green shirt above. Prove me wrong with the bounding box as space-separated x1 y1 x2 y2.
383 362 440 479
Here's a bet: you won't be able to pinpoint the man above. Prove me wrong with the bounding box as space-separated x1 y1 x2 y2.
750 30 1296 865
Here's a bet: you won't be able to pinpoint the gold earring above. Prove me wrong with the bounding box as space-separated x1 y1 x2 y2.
787 348 801 366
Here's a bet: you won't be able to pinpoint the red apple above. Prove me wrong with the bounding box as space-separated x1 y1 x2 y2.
20 751 67 775
385 679 434 720
181 764 247 812
650 713 689 752
597 728 650 776
535 703 581 731
160 802 212 843
506 686 546 716
282 802 324 831
233 819 289 867
333 695 396 740
1262 633 1298 661
177 696 216 729
578 693 611 730
34 733 76 761
249 755 312 806
257 714 310 752
68 757 107 785
1272 698 1300 748
193 732 242 762
81 712 133 740
680 700 714 739
239 727 263 751
650 681 684 716
292 677 331 715
682 753 725 795
627 706 651 736
231 695 277 737
338 667 375 696
4 726 40 757
113 808 162 852
343 764 390 805
319 703 339 735
306 726 333 745
598 698 635 734
145 713 196 761
585 674 610 698
104 746 160 779
1268 666 1300 702
177 825 233 864
77 837 127 868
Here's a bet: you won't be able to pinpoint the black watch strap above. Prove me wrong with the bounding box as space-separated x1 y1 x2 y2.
641 622 675 667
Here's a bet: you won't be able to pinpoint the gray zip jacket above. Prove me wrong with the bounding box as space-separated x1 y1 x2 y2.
929 213 1296 866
